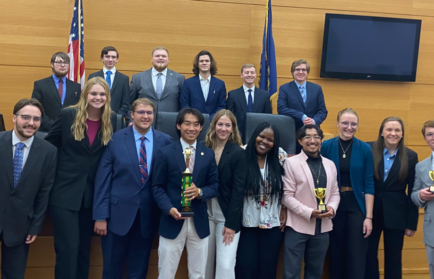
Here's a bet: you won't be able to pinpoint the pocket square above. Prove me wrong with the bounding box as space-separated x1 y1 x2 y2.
213 90 215 94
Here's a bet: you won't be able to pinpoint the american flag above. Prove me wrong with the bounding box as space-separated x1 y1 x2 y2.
67 0 85 89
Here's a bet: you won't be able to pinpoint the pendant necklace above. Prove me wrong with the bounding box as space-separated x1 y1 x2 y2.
338 138 353 159
307 162 321 185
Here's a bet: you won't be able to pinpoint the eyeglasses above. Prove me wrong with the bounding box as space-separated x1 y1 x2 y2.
339 121 358 128
15 114 41 123
54 61 69 66
294 68 307 73
425 133 434 138
134 110 153 116
303 136 322 141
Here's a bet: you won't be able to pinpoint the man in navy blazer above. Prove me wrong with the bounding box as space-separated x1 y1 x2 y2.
93 98 172 279
152 108 219 278
88 46 130 119
180 50 226 119
227 63 272 143
277 59 328 153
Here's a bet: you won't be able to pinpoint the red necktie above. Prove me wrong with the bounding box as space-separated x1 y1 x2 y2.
58 79 63 100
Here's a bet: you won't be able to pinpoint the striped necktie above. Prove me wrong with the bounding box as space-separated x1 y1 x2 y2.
189 146 195 173
13 142 25 187
139 136 148 184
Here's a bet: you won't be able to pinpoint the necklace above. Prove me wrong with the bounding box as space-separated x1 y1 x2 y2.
338 138 353 159
307 161 321 185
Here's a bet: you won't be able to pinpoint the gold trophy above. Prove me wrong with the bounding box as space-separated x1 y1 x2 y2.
314 188 327 213
429 171 434 193
180 146 194 217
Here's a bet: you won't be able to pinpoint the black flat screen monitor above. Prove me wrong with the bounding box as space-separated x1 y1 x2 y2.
320 14 422 82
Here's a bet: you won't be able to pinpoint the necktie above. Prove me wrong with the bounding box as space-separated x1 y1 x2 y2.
299 86 306 103
13 142 25 187
156 73 163 99
247 89 253 112
189 146 195 173
139 137 148 184
106 71 112 89
58 78 63 101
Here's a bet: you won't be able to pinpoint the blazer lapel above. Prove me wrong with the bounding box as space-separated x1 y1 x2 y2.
384 156 401 186
125 126 141 185
218 142 232 172
111 71 119 92
323 159 334 203
145 70 158 98
237 87 248 113
64 79 80 107
161 70 173 99
194 76 206 104
47 77 62 104
207 77 216 105
174 141 187 173
14 138 41 191
291 81 305 108
301 161 317 203
252 87 261 112
192 144 205 183
1 131 14 189
378 158 385 183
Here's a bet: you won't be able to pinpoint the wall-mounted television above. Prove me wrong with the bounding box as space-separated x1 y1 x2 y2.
320 14 422 82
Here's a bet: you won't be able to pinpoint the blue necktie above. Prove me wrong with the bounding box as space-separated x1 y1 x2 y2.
156 73 163 99
247 89 253 112
13 142 25 187
299 86 306 103
139 137 148 184
106 71 112 89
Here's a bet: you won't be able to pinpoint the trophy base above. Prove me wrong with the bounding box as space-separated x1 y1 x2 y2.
180 206 194 217
430 185 434 194
318 204 327 214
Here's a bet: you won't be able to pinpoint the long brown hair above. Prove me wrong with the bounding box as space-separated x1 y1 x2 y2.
192 50 217 76
205 109 242 149
372 117 408 181
70 77 113 146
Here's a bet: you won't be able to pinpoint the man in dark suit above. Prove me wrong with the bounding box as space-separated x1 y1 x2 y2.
152 108 219 278
88 46 130 119
180 50 226 119
277 59 328 153
130 46 185 116
31 52 81 132
0 98 57 279
93 98 172 279
226 63 271 143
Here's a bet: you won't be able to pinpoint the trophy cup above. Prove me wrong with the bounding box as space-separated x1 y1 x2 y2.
429 171 434 194
180 146 194 217
314 188 327 213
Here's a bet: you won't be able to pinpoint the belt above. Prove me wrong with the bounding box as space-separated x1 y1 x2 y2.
340 186 353 192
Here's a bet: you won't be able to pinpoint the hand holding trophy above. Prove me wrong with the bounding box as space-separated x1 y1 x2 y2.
181 146 195 217
314 188 327 213
429 171 434 193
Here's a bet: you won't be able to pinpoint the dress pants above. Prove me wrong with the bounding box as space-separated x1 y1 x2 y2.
283 227 329 279
158 217 208 279
101 211 153 279
205 198 240 279
0 233 29 279
235 226 284 279
329 192 368 279
426 244 434 279
365 205 405 279
50 204 94 279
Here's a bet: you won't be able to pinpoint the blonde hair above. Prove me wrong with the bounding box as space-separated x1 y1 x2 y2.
337 108 359 122
131 98 155 112
205 109 242 149
70 77 113 146
151 46 169 56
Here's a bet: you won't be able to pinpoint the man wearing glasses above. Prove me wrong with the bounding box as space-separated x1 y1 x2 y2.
93 98 172 278
0 98 57 278
31 52 81 132
277 59 328 153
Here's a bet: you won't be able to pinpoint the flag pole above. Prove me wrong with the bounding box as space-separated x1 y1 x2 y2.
77 0 81 83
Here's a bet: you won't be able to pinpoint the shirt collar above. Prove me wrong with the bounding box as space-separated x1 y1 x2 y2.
152 67 167 77
52 73 66 84
199 74 211 82
383 147 398 158
132 125 153 142
103 67 116 74
243 85 255 94
12 130 34 149
295 81 306 89
180 138 197 150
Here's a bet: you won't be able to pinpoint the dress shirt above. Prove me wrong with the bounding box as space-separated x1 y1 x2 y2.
199 74 211 101
243 85 255 104
52 73 67 105
133 125 154 174
295 81 314 124
103 67 116 86
383 148 398 181
180 138 197 164
12 130 34 167
152 67 167 92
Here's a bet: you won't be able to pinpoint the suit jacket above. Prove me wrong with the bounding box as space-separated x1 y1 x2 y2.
412 156 434 246
31 76 81 132
88 70 130 118
152 140 219 239
180 75 226 119
0 131 57 247
45 107 117 211
216 141 246 233
130 68 185 114
282 151 340 236
277 81 328 131
93 126 172 238
370 145 418 231
226 86 271 141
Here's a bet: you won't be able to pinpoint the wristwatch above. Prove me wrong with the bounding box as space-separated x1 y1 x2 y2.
197 188 203 199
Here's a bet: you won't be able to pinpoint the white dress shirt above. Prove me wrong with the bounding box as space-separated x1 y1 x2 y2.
152 67 167 92
12 130 34 167
243 85 255 104
103 67 116 85
199 74 211 101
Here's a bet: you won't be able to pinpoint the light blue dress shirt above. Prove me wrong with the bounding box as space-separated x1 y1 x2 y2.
383 148 398 181
52 73 67 105
296 81 315 124
132 126 154 173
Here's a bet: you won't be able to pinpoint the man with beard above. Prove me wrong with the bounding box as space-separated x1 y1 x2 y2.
31 52 81 132
130 46 185 116
0 98 57 279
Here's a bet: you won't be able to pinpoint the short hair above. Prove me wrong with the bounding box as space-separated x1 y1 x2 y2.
291 59 310 74
13 98 44 116
151 46 169 56
422 120 434 136
296 124 323 141
131 98 155 112
100 46 119 58
337 108 359 122
192 50 218 76
50 52 70 65
241 63 256 73
175 108 204 137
